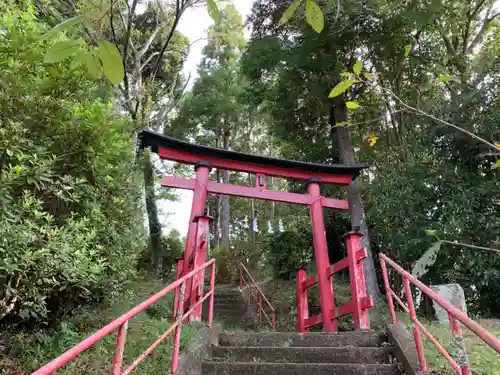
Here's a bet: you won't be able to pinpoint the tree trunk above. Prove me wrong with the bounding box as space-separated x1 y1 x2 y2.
220 130 231 247
144 155 163 275
330 98 382 303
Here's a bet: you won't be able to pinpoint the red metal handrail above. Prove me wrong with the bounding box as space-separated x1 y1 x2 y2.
32 259 216 375
239 262 276 330
380 253 500 375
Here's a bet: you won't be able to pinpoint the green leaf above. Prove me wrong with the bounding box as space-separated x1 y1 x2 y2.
492 160 500 170
340 72 354 77
206 0 221 24
279 0 303 25
328 80 354 98
404 44 412 57
364 72 376 80
411 241 443 279
85 52 102 80
40 15 87 40
353 60 363 75
97 40 124 85
425 229 437 237
305 0 324 33
346 101 360 109
44 39 84 63
70 50 87 70
335 121 346 127
436 74 460 83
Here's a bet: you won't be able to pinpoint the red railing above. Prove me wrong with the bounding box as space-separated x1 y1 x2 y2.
239 262 276 330
32 259 216 375
296 232 373 332
380 253 500 375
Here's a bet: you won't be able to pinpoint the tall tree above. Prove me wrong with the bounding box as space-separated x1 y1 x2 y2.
171 4 246 248
243 0 384 301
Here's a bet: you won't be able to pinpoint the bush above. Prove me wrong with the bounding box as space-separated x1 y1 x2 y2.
263 227 313 280
0 8 146 324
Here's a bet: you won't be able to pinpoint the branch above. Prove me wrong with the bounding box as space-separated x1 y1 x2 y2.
150 0 184 80
443 240 500 254
381 86 500 152
121 0 139 87
468 12 499 52
139 25 162 58
434 20 455 56
141 52 160 70
155 72 192 129
343 109 407 128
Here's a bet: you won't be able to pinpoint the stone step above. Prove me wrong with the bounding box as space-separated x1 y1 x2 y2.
202 362 400 375
219 332 386 348
213 295 243 302
214 309 245 317
210 346 393 364
213 302 245 309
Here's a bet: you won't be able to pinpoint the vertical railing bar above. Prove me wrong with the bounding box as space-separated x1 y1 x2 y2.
171 280 185 374
258 291 262 328
448 313 471 375
208 262 216 326
112 321 128 375
402 276 428 372
380 257 397 324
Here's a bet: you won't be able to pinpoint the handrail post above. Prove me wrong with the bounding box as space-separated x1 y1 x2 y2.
403 277 428 372
296 268 309 333
239 264 243 290
172 280 186 374
258 291 263 328
112 322 128 375
448 314 471 375
380 256 396 324
172 259 184 321
208 262 216 326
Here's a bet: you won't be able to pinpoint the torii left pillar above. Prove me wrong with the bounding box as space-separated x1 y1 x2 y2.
181 161 212 309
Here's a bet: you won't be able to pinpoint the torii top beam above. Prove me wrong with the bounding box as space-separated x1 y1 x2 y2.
139 130 368 185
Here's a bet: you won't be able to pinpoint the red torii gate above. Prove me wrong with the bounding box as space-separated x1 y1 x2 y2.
140 130 373 332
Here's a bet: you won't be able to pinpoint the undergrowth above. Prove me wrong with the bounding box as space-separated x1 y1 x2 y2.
0 275 200 375
391 312 500 375
260 276 500 374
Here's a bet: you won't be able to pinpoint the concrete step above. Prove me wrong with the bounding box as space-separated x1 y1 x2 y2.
202 362 400 375
219 332 386 348
213 296 243 303
213 303 245 310
211 346 393 364
214 311 245 319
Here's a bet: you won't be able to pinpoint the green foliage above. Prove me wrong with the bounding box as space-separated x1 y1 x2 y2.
0 8 145 323
279 0 302 25
2 277 200 374
40 6 125 84
280 0 324 34
206 0 221 24
305 0 323 33
97 40 124 85
411 241 443 279
264 229 313 280
328 79 354 98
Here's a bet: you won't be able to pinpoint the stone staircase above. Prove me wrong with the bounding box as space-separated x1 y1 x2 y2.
200 286 402 375
202 331 401 375
203 286 246 327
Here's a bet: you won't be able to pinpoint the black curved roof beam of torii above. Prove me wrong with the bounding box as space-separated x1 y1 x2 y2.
139 130 369 211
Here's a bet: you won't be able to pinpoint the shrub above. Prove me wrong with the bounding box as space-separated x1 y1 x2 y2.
0 8 146 324
263 227 313 280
